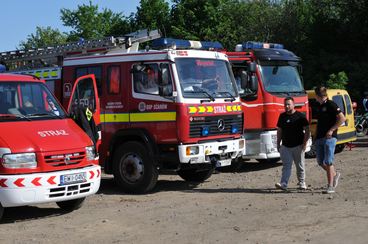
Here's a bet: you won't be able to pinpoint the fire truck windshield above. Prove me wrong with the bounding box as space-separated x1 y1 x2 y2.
176 58 237 99
0 82 65 121
258 61 304 94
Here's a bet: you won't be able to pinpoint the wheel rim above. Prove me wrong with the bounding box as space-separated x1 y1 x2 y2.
120 154 144 183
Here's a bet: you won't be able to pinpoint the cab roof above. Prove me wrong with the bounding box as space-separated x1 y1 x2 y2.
0 73 44 82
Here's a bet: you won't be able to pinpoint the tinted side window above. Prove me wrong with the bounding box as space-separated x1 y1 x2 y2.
332 95 346 115
108 66 120 94
75 66 102 95
133 63 159 95
344 94 352 114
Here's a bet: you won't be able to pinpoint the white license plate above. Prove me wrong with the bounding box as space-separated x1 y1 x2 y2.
60 172 86 185
217 158 232 167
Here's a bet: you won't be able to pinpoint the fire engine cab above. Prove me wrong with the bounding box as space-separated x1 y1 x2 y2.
226 42 310 164
0 73 101 220
1 30 245 193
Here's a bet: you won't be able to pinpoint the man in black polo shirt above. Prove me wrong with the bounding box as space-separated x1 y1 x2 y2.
275 97 310 191
314 86 346 194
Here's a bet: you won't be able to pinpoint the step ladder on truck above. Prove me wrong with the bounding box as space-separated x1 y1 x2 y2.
1 29 246 193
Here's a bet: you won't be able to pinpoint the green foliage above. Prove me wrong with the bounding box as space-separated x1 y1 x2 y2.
16 0 368 101
60 1 131 41
19 26 67 49
134 0 171 35
325 71 348 89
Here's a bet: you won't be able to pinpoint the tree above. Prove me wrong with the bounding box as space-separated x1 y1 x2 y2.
60 1 132 41
133 0 171 36
18 26 67 49
325 71 348 89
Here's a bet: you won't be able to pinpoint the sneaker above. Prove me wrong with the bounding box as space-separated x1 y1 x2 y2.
333 172 341 188
297 182 307 190
323 185 335 194
275 182 287 191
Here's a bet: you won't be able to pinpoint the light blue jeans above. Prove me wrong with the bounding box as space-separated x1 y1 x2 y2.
315 137 337 165
280 145 305 186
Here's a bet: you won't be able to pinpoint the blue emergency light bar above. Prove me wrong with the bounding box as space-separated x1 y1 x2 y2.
152 38 223 50
237 41 284 51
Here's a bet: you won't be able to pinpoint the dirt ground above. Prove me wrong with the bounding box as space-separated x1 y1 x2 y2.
1 137 368 244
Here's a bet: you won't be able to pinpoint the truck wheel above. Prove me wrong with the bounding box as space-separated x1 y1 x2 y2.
113 142 158 194
334 144 345 154
256 158 280 164
0 203 4 221
56 197 85 211
177 168 214 182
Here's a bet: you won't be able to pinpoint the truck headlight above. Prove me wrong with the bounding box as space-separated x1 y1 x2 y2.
2 153 37 169
186 146 199 156
85 146 96 161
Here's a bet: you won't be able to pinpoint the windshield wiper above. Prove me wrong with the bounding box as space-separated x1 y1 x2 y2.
27 112 62 119
186 90 215 102
0 114 31 121
213 91 236 102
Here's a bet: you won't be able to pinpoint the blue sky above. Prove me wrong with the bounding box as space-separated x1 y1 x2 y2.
0 0 141 52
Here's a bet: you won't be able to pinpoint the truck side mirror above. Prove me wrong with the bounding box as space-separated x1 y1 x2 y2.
240 71 248 90
249 75 258 93
248 62 257 73
158 63 173 97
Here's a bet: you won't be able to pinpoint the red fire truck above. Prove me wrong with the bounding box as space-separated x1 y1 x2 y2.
226 42 310 164
0 73 101 220
1 30 245 193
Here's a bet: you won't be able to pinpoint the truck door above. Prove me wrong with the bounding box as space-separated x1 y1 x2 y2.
68 74 101 151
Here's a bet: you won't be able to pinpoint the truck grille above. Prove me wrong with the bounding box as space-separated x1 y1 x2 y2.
189 114 243 138
44 151 85 167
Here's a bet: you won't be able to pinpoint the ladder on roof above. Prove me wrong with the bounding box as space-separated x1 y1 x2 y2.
0 29 161 63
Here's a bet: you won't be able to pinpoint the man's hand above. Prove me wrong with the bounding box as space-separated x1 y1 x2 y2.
326 129 333 138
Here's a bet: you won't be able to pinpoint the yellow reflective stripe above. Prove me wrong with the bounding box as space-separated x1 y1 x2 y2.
207 106 214 113
43 71 49 78
35 72 41 78
50 70 58 77
198 106 206 113
101 113 129 123
130 112 176 122
189 107 197 114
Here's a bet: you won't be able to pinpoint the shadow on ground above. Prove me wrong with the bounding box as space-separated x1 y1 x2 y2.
1 206 68 224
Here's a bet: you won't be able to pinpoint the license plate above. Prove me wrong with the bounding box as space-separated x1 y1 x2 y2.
217 158 232 167
60 172 87 185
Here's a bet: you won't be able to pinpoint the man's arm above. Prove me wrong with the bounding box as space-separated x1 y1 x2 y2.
277 127 282 152
302 125 310 151
326 112 346 138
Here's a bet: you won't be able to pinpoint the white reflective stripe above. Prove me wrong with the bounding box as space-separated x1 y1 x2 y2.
241 102 284 108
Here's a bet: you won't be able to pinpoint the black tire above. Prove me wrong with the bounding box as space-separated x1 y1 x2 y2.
305 143 317 158
56 197 85 212
256 158 280 164
113 142 158 194
334 144 345 154
356 127 368 137
0 203 4 221
177 168 214 182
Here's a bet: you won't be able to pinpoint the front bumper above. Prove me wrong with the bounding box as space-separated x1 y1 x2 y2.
178 138 245 167
243 130 312 159
0 165 101 207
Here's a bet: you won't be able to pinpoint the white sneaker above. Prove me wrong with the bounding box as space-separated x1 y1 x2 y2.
275 182 287 191
323 185 335 194
298 182 307 190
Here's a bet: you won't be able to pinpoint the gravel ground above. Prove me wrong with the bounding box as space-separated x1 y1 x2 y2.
1 137 368 244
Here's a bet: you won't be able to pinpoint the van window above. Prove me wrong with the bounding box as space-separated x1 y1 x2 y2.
332 95 346 115
133 63 159 95
344 94 352 115
75 66 102 95
108 66 120 94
